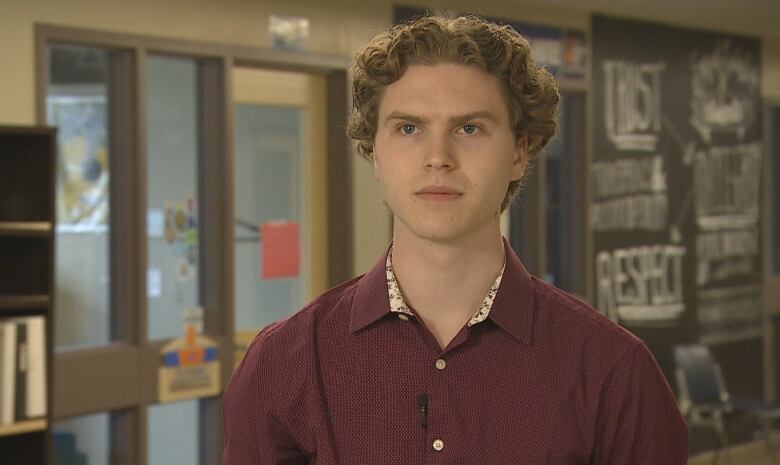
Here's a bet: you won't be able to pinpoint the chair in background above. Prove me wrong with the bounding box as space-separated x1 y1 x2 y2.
674 344 780 465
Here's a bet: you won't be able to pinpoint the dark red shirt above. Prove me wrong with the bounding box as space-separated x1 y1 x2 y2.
222 240 688 464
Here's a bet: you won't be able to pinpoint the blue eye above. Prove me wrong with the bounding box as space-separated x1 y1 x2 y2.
401 123 416 135
461 124 479 135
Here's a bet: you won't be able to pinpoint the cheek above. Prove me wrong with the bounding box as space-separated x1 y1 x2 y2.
481 165 515 202
373 160 404 198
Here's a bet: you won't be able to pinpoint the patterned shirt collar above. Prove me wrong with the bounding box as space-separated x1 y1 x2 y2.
385 246 506 327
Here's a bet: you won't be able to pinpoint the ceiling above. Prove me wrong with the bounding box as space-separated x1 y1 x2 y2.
521 0 780 39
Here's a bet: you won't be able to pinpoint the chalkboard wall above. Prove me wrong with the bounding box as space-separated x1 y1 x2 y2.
591 15 764 401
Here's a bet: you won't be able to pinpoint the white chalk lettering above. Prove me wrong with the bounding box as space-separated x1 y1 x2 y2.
603 60 665 152
591 193 668 231
690 41 760 144
596 245 685 324
708 257 756 281
592 155 666 199
698 285 762 344
696 229 758 260
694 142 761 229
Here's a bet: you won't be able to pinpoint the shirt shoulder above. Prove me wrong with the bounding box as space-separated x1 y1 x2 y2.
530 276 643 360
227 274 363 439
243 274 363 365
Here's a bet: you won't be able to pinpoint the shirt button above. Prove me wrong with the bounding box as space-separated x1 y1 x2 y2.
398 314 409 321
435 358 446 370
432 439 444 451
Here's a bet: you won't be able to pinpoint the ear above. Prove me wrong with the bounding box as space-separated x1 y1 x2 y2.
372 150 381 180
510 135 528 182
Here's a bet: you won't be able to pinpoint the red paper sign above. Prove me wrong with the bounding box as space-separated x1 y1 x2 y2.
261 222 300 279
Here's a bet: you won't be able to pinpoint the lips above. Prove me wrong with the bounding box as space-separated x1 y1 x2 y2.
415 186 462 201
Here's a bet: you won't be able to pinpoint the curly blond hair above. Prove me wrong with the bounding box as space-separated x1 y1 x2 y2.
347 14 559 211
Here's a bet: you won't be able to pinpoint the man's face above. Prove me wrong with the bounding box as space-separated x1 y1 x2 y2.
372 63 527 244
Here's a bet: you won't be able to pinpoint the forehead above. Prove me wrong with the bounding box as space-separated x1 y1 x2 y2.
377 63 510 120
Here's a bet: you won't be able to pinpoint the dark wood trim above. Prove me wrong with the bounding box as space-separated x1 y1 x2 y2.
197 57 230 465
199 398 222 465
763 101 780 402
507 89 591 293
45 126 57 465
326 70 353 285
45 128 56 465
221 59 236 385
0 295 51 310
110 409 140 465
134 47 148 348
567 92 588 298
36 23 350 74
765 100 780 277
133 49 150 465
583 70 595 305
510 158 544 276
536 150 548 279
0 221 52 236
53 346 143 417
198 58 230 339
110 47 142 344
140 341 163 404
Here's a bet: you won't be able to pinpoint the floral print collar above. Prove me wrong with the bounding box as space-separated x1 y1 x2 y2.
385 247 506 326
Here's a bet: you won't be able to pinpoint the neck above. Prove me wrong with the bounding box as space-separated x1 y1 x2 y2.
390 221 506 330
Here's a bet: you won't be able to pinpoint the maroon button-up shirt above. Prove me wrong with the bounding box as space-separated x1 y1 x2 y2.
222 240 689 464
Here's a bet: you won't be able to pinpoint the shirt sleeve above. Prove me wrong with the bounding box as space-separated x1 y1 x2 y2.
221 325 307 465
594 342 689 465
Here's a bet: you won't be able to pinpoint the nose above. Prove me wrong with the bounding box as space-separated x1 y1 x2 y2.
424 130 455 171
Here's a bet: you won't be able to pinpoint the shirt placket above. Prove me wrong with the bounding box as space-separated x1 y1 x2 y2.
412 320 473 465
424 350 454 464
384 249 502 464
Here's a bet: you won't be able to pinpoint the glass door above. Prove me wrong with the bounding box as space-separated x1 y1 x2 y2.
232 67 328 359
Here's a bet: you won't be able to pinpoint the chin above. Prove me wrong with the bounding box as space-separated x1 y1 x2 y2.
391 206 485 243
403 222 469 243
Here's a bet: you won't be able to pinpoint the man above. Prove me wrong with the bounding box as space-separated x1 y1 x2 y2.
222 15 688 464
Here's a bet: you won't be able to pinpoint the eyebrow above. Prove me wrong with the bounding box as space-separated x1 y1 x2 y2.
383 110 499 126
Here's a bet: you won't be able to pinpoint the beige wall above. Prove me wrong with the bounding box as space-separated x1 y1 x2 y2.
0 0 587 276
1 0 777 275
764 37 780 100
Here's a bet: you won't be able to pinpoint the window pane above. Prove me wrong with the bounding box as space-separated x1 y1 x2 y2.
234 104 304 330
146 55 200 341
46 44 111 350
53 412 109 465
147 400 198 465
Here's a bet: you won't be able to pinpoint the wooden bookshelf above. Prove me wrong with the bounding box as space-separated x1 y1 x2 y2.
0 126 56 465
0 418 48 438
0 295 52 311
0 222 53 237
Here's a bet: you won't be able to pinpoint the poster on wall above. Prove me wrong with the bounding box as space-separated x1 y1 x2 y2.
46 95 109 231
158 307 220 403
164 198 199 283
591 15 763 346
